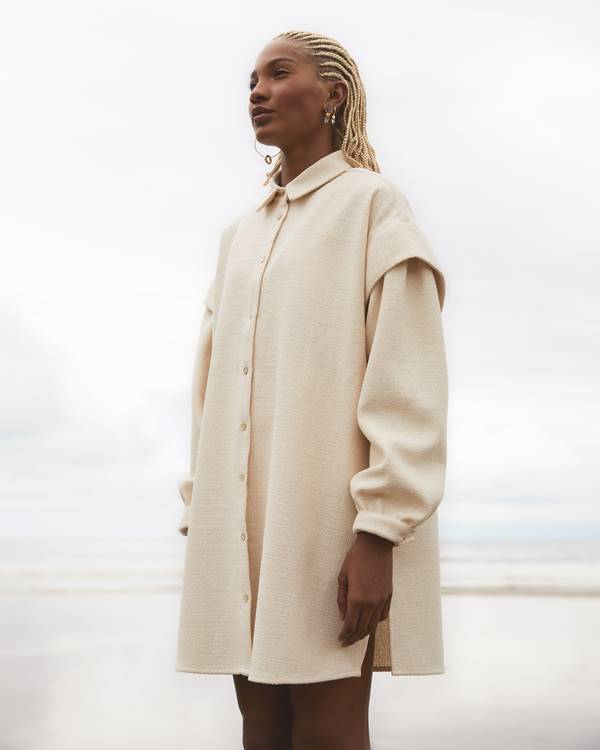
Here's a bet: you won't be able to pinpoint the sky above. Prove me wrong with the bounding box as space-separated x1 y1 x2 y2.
1 1 599 541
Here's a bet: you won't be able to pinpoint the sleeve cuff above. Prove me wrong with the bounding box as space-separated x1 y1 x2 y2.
178 477 193 506
352 510 416 546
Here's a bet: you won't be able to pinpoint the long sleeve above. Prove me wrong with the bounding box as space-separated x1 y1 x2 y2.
178 280 215 536
350 256 448 546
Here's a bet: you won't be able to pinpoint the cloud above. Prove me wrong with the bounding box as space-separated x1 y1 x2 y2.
1 2 598 540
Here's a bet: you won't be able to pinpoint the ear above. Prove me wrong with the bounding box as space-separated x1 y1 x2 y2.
329 80 348 110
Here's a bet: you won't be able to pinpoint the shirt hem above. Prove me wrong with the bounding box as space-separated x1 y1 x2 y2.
175 665 365 684
386 667 446 675
176 664 445 680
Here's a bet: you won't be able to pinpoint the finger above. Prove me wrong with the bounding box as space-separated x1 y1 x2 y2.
341 605 374 647
366 603 383 636
381 595 391 621
337 573 348 619
338 600 360 644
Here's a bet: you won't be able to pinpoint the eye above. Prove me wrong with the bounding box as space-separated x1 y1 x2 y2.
249 69 289 90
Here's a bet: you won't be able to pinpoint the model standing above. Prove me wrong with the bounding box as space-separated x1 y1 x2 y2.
176 30 449 750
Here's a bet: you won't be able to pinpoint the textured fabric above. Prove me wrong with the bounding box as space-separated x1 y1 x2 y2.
176 149 448 684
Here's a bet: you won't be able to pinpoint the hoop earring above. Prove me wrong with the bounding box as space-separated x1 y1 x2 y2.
323 104 337 126
254 139 281 165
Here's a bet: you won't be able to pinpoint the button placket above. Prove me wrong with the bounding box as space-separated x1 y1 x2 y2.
258 196 289 275
238 190 289 610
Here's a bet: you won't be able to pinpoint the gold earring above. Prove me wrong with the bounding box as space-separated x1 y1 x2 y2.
254 138 280 165
323 104 336 125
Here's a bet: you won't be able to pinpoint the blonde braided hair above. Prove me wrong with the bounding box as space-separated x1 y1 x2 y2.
261 31 381 184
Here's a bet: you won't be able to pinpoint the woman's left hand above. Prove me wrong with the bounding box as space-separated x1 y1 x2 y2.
337 531 393 647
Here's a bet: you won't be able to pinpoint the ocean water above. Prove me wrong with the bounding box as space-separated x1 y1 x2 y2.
1 537 599 749
0 536 599 594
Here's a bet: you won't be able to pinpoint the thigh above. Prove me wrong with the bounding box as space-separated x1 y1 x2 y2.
289 627 376 750
232 674 293 749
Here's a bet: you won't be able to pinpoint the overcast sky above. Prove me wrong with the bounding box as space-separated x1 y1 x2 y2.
1 1 598 541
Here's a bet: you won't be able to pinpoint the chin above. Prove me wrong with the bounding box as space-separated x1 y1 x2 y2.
254 130 280 147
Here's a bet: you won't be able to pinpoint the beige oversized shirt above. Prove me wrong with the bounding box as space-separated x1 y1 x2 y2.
176 149 448 684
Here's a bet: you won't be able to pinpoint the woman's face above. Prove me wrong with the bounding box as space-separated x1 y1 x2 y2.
249 39 346 150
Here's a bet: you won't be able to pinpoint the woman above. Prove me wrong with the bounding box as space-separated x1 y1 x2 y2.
176 30 448 750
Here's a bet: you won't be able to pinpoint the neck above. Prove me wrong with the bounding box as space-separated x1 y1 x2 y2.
276 138 338 187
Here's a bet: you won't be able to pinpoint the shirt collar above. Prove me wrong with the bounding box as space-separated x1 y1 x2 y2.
255 149 353 211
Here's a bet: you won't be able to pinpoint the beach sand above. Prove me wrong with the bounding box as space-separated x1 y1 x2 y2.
1 591 599 749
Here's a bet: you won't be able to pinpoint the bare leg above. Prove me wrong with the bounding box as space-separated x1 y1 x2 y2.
289 627 376 750
232 674 293 750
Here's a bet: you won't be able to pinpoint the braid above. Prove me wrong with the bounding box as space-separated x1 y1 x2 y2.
262 31 381 184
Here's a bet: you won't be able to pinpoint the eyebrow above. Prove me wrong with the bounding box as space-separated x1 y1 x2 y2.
250 58 298 77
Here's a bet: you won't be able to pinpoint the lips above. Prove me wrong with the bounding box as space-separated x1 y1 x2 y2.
252 106 274 120
253 111 274 123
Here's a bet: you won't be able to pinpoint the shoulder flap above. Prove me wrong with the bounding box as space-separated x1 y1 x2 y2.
365 218 446 311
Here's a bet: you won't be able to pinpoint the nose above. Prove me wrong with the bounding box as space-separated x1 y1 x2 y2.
249 80 269 102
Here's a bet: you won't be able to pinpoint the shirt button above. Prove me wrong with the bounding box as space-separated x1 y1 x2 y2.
239 473 245 482
277 213 282 220
259 255 265 263
248 312 253 319
240 422 247 431
243 366 248 374
242 594 249 602
240 532 246 541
